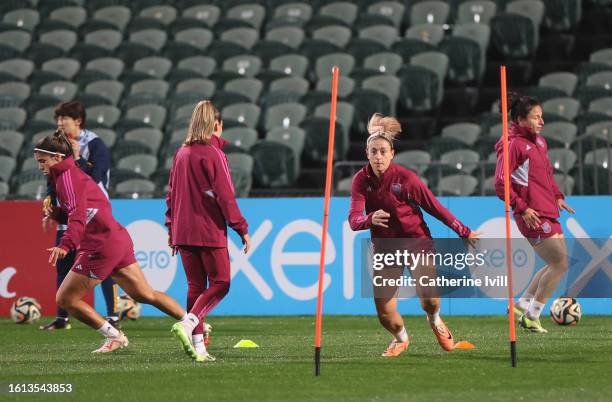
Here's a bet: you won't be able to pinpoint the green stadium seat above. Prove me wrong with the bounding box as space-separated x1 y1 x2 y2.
358 25 398 48
410 1 450 26
177 56 216 77
251 140 298 187
457 0 497 24
269 54 309 77
405 24 445 46
226 152 254 198
223 127 259 151
319 2 359 26
394 150 432 175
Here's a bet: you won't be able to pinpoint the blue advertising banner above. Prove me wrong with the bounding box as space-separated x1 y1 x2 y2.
96 196 612 316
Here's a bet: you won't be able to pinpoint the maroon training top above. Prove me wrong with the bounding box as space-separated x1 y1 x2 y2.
494 122 563 219
349 163 471 238
165 136 248 248
49 156 124 252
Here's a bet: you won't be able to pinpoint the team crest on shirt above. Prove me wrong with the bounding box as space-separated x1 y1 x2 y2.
541 221 552 234
390 183 402 195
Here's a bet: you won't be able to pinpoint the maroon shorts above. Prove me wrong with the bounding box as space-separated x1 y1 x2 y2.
71 229 136 281
516 216 563 245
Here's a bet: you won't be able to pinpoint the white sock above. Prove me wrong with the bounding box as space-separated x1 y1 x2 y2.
192 334 206 354
516 293 533 311
527 300 545 320
394 326 408 342
180 313 199 333
97 321 119 338
427 311 441 325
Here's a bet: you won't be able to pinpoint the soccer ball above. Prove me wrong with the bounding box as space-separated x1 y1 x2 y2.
10 297 42 324
116 295 141 321
550 297 581 325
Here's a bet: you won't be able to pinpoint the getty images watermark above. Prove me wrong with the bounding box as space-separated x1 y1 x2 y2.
359 238 612 299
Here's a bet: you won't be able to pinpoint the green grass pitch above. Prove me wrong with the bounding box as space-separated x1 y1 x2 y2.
1 316 611 401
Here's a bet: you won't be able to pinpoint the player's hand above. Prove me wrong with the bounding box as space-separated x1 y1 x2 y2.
47 247 68 267
557 198 575 214
242 233 251 254
371 209 390 228
168 235 178 256
463 230 481 249
521 208 541 230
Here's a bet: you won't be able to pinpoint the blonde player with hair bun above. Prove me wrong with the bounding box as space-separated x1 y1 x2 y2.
349 113 480 357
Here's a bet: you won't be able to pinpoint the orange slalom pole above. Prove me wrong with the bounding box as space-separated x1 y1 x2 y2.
314 66 339 376
500 66 517 367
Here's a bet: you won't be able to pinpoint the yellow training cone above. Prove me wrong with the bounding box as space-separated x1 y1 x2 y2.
234 339 259 348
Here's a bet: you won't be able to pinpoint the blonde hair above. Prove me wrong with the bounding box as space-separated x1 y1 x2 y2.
184 100 221 145
366 113 401 148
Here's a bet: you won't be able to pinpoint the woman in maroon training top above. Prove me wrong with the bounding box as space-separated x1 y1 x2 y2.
349 114 479 357
166 100 250 362
36 132 196 355
494 92 575 333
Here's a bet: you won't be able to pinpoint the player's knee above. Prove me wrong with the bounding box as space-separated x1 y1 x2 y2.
420 298 439 311
216 280 230 297
56 293 72 309
553 258 569 274
131 289 156 304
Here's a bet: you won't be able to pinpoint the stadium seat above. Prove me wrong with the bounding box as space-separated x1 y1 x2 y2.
590 48 612 67
93 127 117 148
49 5 86 28
115 178 156 199
222 103 261 128
224 77 263 104
0 82 30 101
85 57 124 79
316 75 355 99
345 38 387 62
0 107 26 129
538 72 578 97
542 0 582 31
392 38 436 63
17 179 47 200
490 13 536 59
270 76 310 96
315 53 355 79
437 174 479 196
222 55 263 77
0 130 23 157
133 56 173 79
361 75 401 115
39 80 77 101
441 122 482 146
440 149 481 174
405 24 444 46
456 0 497 24
177 56 217 77
124 128 163 154
0 59 34 80
223 126 258 151
0 30 31 53
358 25 398 48
525 86 568 103
266 26 305 49
88 105 121 127
506 0 544 46
116 153 158 178
0 155 16 182
300 116 345 162
131 78 170 98
33 107 56 124
220 27 259 50
439 36 483 84
335 176 352 193
548 148 577 173
0 181 8 200
174 78 214 97
312 25 351 48
182 4 221 28
266 126 306 175
367 1 406 28
348 88 392 138
84 80 124 105
589 97 612 117
3 9 40 32
269 54 309 77
542 97 581 121
540 121 577 148
40 30 77 53
140 5 177 25
273 2 312 23
264 102 307 131
130 28 168 52
394 150 432 175
587 72 612 91
314 101 353 157
319 2 358 26
251 140 298 187
226 152 254 198
410 1 450 26
363 52 403 75
174 27 213 50
40 58 80 80
85 29 123 52
227 3 266 30
554 173 575 195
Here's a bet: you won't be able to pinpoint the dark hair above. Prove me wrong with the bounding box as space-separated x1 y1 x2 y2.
34 130 74 159
501 91 541 122
54 101 86 128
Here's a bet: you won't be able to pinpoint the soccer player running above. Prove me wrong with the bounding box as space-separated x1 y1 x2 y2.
166 101 250 362
40 101 121 331
349 113 480 357
494 92 575 333
36 132 198 355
